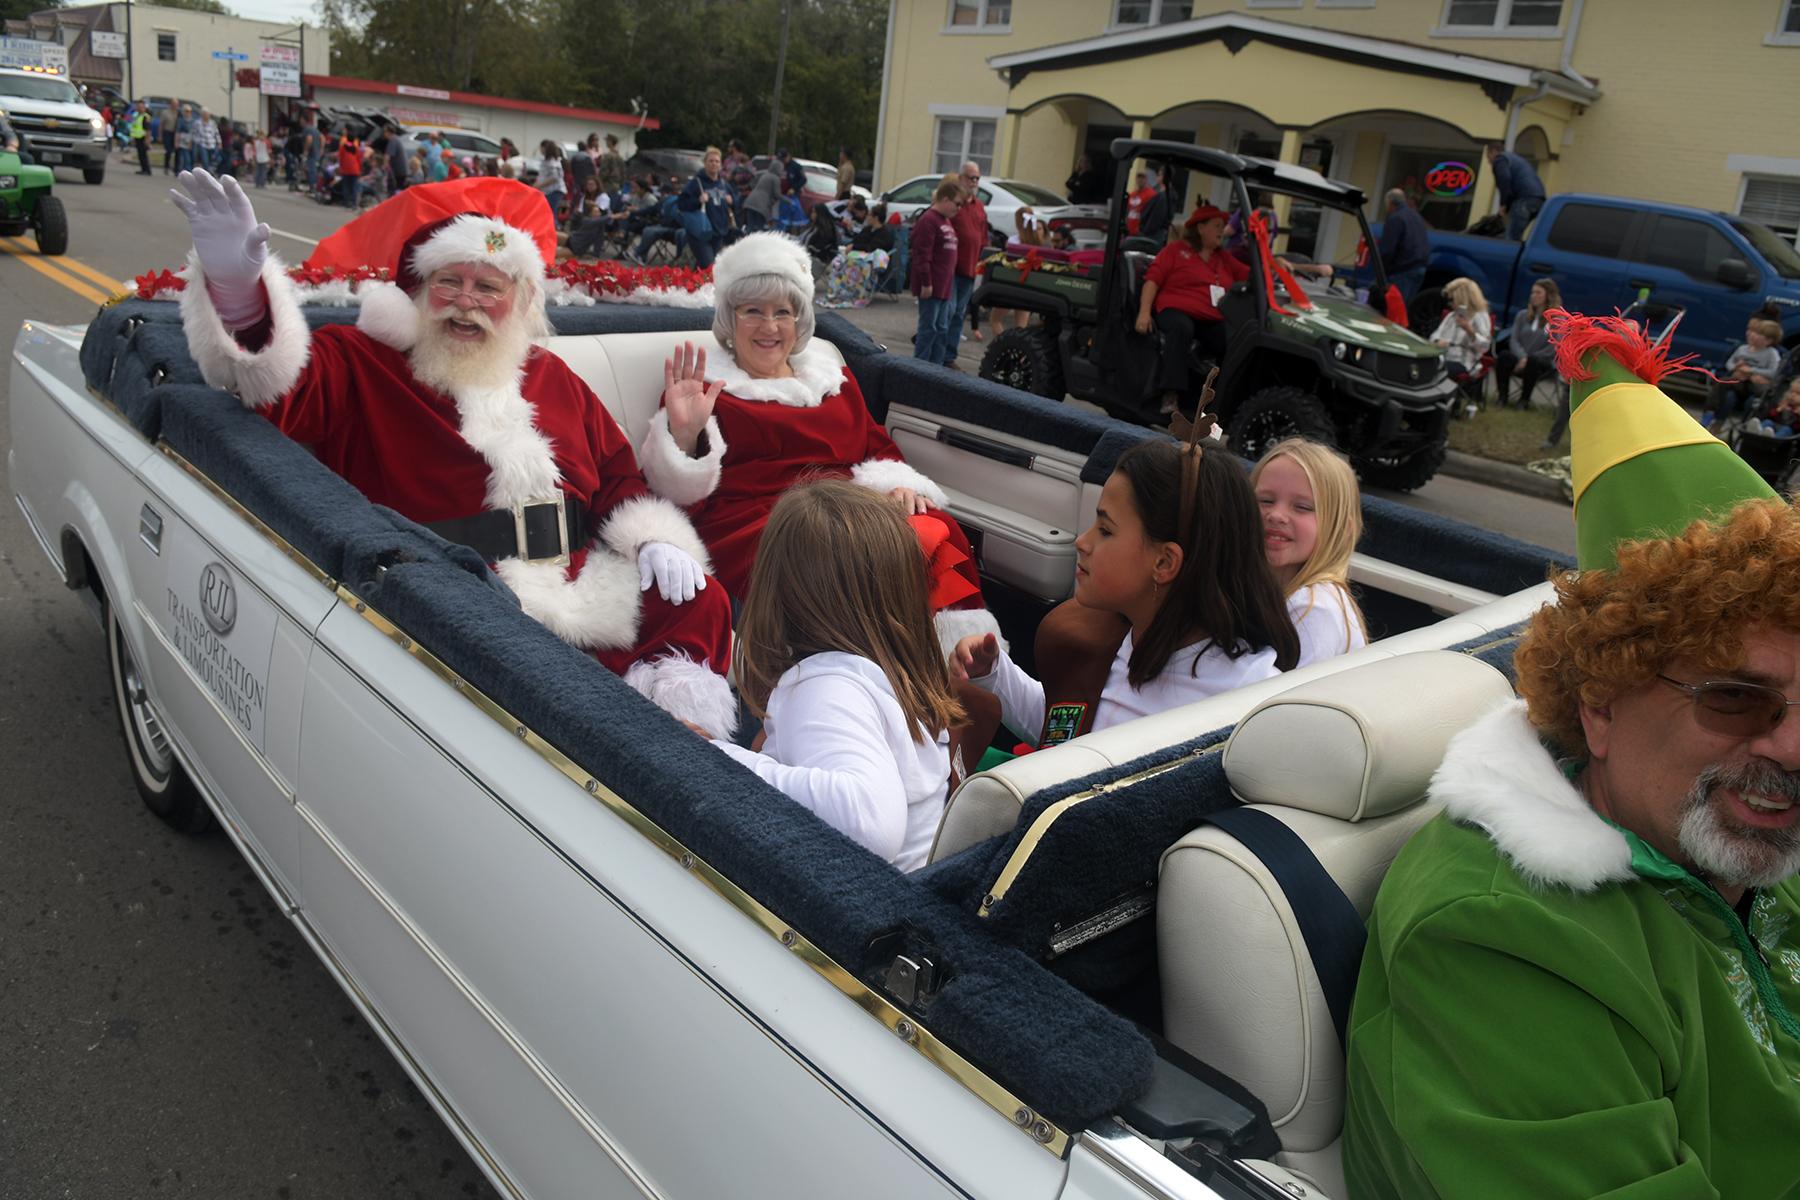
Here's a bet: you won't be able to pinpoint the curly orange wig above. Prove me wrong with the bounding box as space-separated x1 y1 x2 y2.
1516 499 1800 756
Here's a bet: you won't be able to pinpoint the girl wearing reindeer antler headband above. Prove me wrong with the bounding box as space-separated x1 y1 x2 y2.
952 380 1299 749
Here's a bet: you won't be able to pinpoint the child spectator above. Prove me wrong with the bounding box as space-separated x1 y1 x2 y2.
712 481 966 871
1428 276 1492 397
1706 318 1784 433
1251 439 1369 667
953 435 1299 748
909 179 961 364
1495 277 1561 408
1751 377 1800 438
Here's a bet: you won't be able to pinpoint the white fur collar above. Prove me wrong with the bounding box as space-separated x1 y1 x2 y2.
1431 700 1635 892
705 336 844 407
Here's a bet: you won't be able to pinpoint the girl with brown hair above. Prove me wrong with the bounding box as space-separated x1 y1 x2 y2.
716 480 966 871
952 433 1299 748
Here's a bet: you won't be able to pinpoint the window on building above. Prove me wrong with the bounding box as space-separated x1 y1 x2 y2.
157 32 176 61
1545 202 1632 260
948 0 1010 29
1112 0 1194 27
1741 177 1800 240
1786 0 1800 33
1442 0 1561 29
1639 214 1737 283
933 116 995 177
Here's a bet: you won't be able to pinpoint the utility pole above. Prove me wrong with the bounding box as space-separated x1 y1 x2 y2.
765 0 790 156
124 0 133 101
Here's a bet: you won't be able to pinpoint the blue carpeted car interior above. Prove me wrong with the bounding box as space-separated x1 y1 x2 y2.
1448 623 1526 681
878 354 1114 457
1361 491 1568 595
362 557 1156 1129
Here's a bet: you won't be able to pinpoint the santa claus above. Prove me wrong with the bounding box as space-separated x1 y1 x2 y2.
632 231 998 651
169 169 736 738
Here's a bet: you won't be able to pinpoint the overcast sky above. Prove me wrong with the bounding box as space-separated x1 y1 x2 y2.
228 0 324 29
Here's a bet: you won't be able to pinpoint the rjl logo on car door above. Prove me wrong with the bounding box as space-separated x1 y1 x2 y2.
156 525 279 751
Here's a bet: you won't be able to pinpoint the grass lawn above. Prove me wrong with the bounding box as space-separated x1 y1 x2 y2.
1446 404 1565 465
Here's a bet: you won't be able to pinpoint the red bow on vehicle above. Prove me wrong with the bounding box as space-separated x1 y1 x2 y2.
908 514 979 612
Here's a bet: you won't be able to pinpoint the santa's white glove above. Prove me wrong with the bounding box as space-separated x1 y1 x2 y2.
170 168 271 328
637 541 706 605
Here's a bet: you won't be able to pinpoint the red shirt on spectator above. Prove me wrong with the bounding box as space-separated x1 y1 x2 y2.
1126 186 1157 235
952 196 988 278
909 207 959 298
1144 242 1251 322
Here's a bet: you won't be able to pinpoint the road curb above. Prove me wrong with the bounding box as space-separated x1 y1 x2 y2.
1439 449 1570 504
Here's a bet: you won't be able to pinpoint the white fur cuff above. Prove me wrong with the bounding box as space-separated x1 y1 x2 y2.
356 281 421 352
933 606 1007 662
625 654 738 739
598 495 712 573
850 457 949 509
495 547 642 652
179 253 311 409
637 410 724 507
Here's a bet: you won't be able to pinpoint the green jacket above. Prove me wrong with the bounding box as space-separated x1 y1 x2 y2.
1344 701 1800 1199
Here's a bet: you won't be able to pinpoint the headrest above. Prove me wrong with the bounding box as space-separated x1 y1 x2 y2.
1223 651 1513 822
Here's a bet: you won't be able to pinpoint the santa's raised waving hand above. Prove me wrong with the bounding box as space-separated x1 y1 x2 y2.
170 168 270 329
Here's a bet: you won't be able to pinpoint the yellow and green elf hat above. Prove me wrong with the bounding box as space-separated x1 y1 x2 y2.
1551 311 1778 570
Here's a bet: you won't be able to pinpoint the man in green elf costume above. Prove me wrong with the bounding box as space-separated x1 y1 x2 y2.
1343 312 1800 1198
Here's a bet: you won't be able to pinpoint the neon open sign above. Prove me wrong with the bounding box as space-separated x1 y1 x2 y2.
1426 161 1475 197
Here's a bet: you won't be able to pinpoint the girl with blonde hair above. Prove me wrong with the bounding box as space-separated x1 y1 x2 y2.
717 480 965 871
1251 438 1369 666
1429 276 1493 395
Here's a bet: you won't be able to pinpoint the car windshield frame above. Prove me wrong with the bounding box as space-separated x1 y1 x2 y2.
1728 217 1800 280
0 75 84 104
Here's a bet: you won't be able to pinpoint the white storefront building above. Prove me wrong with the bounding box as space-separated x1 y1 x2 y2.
6 2 329 127
304 75 656 159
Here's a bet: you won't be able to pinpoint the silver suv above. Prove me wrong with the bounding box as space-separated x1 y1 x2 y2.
0 67 108 183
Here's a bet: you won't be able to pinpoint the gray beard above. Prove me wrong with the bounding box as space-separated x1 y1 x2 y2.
407 299 533 395
1676 761 1800 890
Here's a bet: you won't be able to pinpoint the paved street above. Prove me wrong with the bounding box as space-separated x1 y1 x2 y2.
0 159 1576 1199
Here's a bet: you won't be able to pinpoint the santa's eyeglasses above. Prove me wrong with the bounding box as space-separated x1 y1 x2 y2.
1659 675 1800 737
426 275 514 306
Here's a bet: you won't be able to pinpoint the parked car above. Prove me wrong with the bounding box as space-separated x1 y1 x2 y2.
0 65 108 184
1386 193 1800 371
975 139 1455 491
11 287 1564 1200
880 173 1103 247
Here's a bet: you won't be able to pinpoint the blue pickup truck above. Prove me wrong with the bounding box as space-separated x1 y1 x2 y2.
1405 193 1800 371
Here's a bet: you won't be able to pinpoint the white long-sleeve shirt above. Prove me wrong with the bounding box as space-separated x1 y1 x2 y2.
1288 581 1367 668
1429 309 1492 373
971 632 1281 745
713 652 949 872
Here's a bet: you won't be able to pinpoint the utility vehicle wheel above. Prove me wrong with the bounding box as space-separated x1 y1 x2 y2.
1408 286 1443 337
32 196 68 256
1225 385 1335 461
106 601 211 833
83 166 106 185
1355 438 1448 493
980 327 1064 399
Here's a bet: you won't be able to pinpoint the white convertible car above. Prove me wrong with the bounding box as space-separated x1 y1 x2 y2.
10 296 1564 1200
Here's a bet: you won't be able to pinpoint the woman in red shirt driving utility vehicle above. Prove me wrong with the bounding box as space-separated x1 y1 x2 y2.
1134 205 1249 418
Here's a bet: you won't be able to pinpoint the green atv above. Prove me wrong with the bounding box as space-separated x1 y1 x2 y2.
974 139 1456 491
0 148 69 256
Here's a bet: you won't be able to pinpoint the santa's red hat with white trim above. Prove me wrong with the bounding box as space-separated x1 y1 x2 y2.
307 176 556 292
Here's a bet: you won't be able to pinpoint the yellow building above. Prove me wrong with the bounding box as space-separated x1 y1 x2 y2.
872 1 1800 258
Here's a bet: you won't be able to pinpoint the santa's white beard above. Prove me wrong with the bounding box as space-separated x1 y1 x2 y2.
408 296 534 394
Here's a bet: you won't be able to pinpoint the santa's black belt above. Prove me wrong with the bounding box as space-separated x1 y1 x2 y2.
425 496 583 564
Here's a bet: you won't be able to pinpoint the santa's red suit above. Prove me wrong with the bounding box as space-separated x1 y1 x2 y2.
634 234 996 651
178 207 737 738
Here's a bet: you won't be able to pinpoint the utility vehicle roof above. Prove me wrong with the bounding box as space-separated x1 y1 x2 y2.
1109 138 1367 209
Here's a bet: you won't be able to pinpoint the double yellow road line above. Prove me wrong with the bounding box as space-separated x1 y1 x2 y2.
0 237 125 307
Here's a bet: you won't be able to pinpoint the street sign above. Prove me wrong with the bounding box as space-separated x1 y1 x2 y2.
260 44 299 97
0 35 69 72
212 49 250 61
91 31 127 59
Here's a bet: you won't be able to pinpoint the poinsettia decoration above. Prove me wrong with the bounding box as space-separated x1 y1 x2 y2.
128 261 716 309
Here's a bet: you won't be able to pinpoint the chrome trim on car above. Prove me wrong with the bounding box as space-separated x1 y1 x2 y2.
13 489 62 579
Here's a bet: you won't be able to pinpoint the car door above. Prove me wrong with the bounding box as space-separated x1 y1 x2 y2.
1624 212 1757 368
1533 200 1641 321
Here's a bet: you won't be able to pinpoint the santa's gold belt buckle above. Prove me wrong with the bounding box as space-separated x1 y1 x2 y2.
513 496 571 566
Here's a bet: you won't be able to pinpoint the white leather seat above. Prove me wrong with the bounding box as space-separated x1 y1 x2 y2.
540 331 847 445
927 582 1550 863
1156 651 1515 1198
